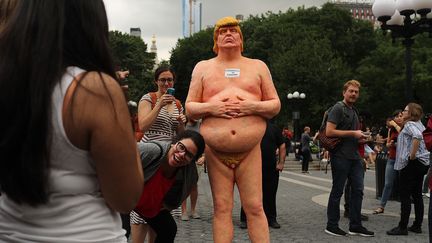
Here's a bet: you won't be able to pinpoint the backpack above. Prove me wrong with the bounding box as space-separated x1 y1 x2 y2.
134 92 183 142
423 114 432 151
316 101 344 152
317 101 358 152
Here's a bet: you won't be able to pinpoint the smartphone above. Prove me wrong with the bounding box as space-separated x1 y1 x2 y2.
167 87 175 96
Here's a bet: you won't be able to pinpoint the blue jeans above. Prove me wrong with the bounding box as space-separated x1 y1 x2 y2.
380 159 397 207
327 157 364 230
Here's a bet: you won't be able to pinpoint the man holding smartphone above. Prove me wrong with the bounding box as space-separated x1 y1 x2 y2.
324 80 374 237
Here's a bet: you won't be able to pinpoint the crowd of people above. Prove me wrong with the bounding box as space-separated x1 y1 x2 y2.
0 1 431 243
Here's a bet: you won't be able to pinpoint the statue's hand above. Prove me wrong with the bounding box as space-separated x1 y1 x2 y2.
210 98 239 119
232 95 256 117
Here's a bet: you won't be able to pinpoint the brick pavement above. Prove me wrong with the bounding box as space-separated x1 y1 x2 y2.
174 157 429 243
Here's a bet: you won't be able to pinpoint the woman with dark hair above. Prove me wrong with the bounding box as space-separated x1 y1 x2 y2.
373 110 403 214
135 130 205 243
387 103 430 235
137 65 186 142
0 0 144 242
132 65 187 242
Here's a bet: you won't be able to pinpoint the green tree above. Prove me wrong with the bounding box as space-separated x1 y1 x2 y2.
109 31 155 103
356 32 432 124
170 28 214 102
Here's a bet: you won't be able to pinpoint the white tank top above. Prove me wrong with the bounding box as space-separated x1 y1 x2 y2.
0 67 127 243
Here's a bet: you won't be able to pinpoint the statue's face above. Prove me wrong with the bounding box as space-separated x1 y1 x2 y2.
216 26 242 52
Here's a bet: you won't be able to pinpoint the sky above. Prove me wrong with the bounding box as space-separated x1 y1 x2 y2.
105 0 333 61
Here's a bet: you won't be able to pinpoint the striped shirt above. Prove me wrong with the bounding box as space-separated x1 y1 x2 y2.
394 121 430 170
140 93 184 142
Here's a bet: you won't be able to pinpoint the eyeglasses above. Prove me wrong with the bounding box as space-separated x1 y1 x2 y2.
176 141 195 162
157 78 174 83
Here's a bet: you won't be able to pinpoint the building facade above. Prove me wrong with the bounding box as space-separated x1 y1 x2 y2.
130 28 141 38
331 0 378 27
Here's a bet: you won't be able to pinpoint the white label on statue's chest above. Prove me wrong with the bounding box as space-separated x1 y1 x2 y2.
225 68 240 78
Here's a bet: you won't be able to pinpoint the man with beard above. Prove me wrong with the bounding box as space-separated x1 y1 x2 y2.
324 80 374 237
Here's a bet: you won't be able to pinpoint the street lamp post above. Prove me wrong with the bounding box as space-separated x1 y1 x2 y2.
287 91 306 143
372 0 432 102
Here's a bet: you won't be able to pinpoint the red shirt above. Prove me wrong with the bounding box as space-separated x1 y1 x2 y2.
134 168 175 218
358 143 365 158
388 129 399 159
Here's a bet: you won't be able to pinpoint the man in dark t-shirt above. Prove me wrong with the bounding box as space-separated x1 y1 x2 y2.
240 121 286 229
324 80 374 237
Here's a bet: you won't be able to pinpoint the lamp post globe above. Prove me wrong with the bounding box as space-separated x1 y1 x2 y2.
396 0 415 15
412 0 432 11
286 91 306 144
372 0 396 21
387 10 404 25
373 0 432 102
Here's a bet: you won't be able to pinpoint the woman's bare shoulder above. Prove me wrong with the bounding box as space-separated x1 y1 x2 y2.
79 71 121 96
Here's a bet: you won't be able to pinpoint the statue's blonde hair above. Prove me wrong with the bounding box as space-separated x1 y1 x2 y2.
213 16 243 54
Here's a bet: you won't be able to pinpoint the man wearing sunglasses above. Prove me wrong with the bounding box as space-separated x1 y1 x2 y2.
186 16 280 243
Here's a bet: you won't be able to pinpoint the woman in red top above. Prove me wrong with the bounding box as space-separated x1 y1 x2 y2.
135 130 205 243
373 110 403 214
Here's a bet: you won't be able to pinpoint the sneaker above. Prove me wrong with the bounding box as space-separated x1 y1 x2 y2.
408 225 422 233
239 221 247 229
387 226 408 235
325 227 347 236
181 214 189 221
349 226 374 237
191 212 200 219
268 221 281 229
422 193 430 198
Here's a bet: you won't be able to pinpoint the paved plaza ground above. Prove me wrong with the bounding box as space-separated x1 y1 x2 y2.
173 156 430 243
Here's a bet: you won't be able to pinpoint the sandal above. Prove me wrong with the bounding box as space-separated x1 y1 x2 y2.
373 207 384 214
